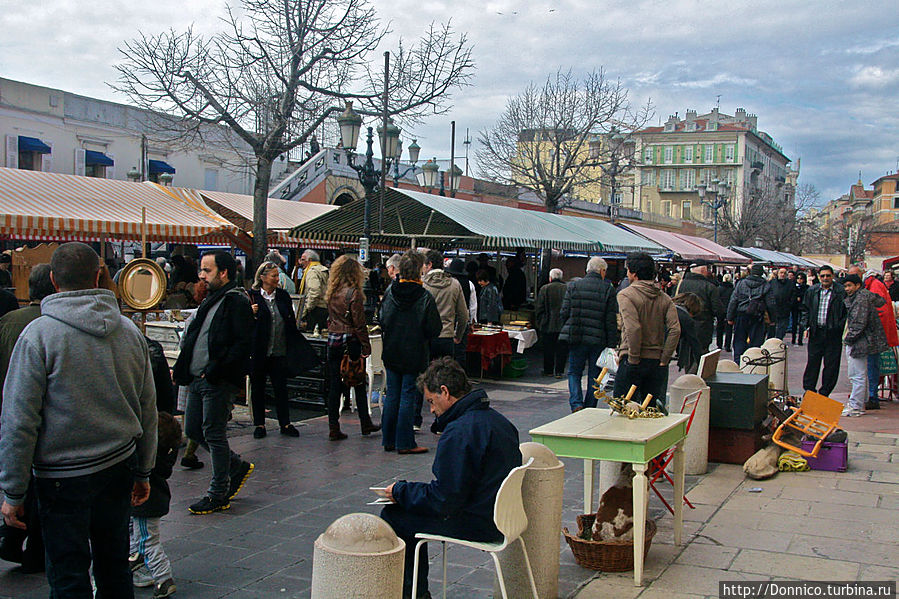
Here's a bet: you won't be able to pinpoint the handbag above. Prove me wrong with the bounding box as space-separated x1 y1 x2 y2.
339 288 367 386
878 347 898 376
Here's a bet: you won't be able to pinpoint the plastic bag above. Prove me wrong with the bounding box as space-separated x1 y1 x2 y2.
596 347 618 374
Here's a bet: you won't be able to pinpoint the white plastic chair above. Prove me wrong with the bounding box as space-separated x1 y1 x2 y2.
410 457 538 599
366 335 386 413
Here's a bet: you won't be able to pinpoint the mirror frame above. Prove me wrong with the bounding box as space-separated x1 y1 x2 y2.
117 258 167 310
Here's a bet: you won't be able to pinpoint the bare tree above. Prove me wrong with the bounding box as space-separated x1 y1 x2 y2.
755 182 821 252
114 0 473 264
716 188 773 248
477 69 651 281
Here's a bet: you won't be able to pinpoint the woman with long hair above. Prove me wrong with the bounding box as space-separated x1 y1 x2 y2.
325 255 378 440
248 261 315 439
673 292 704 375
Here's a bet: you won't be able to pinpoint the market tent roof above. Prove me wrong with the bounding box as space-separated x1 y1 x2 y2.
618 223 718 262
200 190 337 231
288 188 664 253
730 246 819 268
668 233 750 264
0 167 237 243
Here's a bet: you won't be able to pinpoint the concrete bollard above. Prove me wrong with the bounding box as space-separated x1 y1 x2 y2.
716 359 740 373
670 374 710 475
740 347 766 375
493 442 564 599
761 338 788 395
311 513 405 599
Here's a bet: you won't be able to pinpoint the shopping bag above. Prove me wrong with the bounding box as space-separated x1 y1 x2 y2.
878 348 898 376
596 347 618 374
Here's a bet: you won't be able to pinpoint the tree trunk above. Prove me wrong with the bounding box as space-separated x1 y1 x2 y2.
251 156 272 279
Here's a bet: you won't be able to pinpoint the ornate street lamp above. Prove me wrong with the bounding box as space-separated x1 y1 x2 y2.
393 139 421 186
697 178 730 243
417 157 461 197
126 166 142 182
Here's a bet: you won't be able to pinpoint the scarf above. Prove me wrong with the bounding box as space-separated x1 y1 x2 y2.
299 261 322 294
177 281 238 370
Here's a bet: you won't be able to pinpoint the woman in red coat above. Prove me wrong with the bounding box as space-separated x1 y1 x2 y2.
862 269 898 410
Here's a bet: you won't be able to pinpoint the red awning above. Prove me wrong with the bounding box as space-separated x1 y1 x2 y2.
669 233 750 264
620 224 716 262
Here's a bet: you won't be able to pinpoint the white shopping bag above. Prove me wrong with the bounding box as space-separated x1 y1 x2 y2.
596 347 618 374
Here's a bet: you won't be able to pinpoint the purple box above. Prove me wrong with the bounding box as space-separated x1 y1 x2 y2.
800 440 848 472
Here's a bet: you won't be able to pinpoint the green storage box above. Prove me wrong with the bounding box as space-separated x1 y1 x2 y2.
706 372 769 430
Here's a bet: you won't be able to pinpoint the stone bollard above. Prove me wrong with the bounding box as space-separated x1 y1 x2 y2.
739 347 766 374
670 374 710 475
716 359 740 373
493 442 564 599
761 338 788 395
311 513 405 599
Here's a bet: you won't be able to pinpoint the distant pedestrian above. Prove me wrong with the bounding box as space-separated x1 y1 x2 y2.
673 292 703 374
727 264 777 365
502 257 527 310
535 268 567 377
476 270 503 324
173 250 255 515
771 268 796 340
676 261 721 353
1 242 157 597
791 272 808 345
297 249 329 333
854 266 899 410
842 274 889 417
560 257 619 411
716 273 734 352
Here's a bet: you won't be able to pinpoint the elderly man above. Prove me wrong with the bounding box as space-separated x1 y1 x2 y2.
771 267 797 340
676 261 721 353
536 268 567 377
559 257 618 411
1 243 157 597
297 249 329 332
614 252 680 409
381 357 521 599
385 253 402 285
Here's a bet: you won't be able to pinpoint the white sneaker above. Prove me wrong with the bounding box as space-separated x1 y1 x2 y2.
841 408 864 417
412 425 421 432
133 567 155 588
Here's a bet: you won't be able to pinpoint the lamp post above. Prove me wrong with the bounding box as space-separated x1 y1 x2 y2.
336 101 401 262
392 139 421 186
697 178 730 243
417 157 461 197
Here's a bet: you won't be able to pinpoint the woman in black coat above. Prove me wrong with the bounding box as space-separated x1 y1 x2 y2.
248 261 317 438
673 293 704 375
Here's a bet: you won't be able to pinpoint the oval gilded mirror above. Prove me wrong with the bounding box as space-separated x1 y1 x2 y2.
118 258 167 310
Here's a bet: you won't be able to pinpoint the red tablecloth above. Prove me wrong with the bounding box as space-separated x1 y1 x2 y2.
466 331 513 371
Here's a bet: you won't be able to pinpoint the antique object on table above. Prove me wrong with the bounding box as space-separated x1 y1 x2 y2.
706 372 768 430
601 383 664 419
117 258 167 310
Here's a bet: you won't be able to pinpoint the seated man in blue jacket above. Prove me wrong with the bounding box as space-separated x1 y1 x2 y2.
382 357 521 599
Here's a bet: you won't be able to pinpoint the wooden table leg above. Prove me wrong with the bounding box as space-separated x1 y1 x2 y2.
632 462 648 586
672 440 685 546
583 459 595 513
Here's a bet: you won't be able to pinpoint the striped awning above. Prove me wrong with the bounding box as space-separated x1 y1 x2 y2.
199 190 337 231
730 246 820 268
0 167 237 244
288 188 664 253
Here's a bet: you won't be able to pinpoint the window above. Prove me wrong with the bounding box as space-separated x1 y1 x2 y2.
645 200 653 214
662 200 671 217
685 169 696 189
641 170 654 186
684 146 693 163
204 168 219 191
18 151 37 171
725 168 735 186
704 145 713 163
725 144 735 162
664 146 673 164
662 169 675 189
892 196 899 210
643 146 653 164
85 164 106 178
682 201 692 220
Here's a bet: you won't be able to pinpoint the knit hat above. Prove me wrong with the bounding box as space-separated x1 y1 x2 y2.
750 264 764 277
844 274 862 286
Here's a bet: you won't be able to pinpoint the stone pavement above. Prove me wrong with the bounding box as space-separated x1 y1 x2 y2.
1 344 897 598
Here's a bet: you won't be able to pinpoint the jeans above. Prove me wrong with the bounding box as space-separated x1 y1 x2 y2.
567 344 602 411
130 516 172 583
382 369 420 450
867 353 881 402
37 458 135 599
775 316 791 341
541 331 567 376
380 505 501 597
613 357 668 410
185 378 244 501
790 308 805 344
250 355 291 428
846 347 867 411
802 328 843 397
733 314 766 366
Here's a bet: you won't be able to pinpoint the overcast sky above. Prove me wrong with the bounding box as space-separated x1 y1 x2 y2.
1 0 896 203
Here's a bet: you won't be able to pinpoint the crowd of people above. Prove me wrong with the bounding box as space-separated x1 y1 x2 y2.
1 241 897 599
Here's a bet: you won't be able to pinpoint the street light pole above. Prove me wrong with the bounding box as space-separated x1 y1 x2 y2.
697 179 730 243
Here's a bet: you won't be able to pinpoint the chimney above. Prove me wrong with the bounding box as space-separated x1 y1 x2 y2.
664 114 678 132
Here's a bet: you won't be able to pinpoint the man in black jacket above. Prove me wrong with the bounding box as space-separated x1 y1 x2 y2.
173 251 255 515
800 265 847 397
559 257 618 411
771 268 796 340
676 262 722 354
726 264 777 365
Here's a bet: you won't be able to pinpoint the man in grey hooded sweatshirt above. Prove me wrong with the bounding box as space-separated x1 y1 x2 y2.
0 242 158 598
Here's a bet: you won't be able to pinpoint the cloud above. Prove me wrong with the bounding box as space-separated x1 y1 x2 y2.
850 66 899 89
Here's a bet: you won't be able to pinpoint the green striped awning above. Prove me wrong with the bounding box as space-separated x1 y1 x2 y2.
289 188 664 254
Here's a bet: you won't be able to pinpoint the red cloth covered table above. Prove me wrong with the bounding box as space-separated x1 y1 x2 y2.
466 331 513 372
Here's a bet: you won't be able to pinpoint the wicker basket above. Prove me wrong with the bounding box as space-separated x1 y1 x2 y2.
563 514 657 571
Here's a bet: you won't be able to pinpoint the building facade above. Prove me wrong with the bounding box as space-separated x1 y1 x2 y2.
634 108 793 224
1 77 255 193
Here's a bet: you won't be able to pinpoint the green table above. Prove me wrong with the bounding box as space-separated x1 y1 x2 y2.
530 408 689 586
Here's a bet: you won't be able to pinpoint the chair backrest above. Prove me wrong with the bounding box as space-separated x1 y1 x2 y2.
493 457 534 545
368 335 384 371
800 390 843 425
